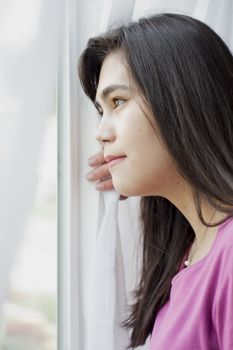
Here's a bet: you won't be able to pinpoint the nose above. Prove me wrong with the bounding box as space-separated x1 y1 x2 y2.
95 118 116 146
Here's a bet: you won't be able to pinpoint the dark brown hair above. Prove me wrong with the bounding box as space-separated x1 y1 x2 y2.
78 13 233 348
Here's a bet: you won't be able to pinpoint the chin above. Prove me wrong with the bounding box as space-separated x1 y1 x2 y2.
113 181 145 197
114 179 160 197
114 184 132 197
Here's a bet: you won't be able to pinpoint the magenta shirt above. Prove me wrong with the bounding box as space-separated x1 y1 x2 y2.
149 217 233 350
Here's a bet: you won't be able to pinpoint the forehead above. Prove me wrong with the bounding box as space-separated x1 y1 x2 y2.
96 52 130 97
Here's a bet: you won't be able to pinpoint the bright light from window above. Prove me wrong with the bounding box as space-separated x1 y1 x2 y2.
0 0 42 48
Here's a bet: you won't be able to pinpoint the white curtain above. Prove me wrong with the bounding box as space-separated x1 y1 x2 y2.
71 1 233 350
0 0 61 317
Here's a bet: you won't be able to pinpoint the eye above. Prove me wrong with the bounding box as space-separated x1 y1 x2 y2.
112 98 126 108
94 98 127 119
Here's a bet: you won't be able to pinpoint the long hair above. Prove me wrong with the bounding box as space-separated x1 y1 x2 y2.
78 13 233 348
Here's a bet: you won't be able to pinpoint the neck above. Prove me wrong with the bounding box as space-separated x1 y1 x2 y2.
163 178 226 245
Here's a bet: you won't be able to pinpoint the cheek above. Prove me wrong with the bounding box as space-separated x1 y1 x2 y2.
112 111 175 196
112 138 174 197
138 149 172 190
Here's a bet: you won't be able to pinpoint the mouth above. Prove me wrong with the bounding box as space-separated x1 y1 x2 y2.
105 155 127 168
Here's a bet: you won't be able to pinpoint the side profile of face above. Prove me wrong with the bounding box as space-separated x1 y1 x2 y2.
95 51 182 198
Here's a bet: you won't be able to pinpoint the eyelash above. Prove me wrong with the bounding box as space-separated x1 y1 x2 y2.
96 98 126 117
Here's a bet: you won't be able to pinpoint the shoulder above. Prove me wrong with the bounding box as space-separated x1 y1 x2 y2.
216 217 233 260
219 216 233 237
211 217 233 288
211 217 233 299
214 217 233 267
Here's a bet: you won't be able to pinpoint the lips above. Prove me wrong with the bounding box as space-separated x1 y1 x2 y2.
105 155 126 163
104 155 127 168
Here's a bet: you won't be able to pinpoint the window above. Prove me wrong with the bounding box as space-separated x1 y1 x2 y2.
0 115 57 350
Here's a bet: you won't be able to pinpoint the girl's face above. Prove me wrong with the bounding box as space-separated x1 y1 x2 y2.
95 52 181 198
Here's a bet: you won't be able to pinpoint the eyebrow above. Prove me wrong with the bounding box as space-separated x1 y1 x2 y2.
94 84 130 109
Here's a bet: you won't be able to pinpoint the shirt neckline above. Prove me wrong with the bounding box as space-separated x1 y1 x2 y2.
172 217 233 283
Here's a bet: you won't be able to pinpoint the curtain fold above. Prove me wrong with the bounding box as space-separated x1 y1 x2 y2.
87 191 130 350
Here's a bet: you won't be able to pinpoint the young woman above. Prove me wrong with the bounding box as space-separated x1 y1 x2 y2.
79 13 233 349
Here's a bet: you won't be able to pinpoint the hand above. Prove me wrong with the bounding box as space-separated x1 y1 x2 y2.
86 150 127 200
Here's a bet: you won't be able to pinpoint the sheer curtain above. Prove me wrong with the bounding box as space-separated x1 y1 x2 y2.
60 1 233 349
0 0 58 306
0 0 60 348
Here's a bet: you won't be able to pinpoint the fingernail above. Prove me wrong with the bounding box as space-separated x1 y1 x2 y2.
86 173 95 180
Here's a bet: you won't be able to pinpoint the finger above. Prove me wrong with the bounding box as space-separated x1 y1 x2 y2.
86 163 110 182
95 178 113 191
88 149 105 166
